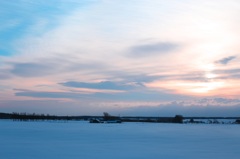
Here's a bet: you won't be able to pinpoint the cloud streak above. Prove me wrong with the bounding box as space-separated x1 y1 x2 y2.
0 69 11 79
10 63 54 77
216 56 236 65
60 81 143 91
128 42 179 57
15 88 190 102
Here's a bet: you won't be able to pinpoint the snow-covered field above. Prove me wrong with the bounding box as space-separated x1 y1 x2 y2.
0 120 239 159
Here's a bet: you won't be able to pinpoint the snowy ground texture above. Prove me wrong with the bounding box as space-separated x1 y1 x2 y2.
0 120 240 159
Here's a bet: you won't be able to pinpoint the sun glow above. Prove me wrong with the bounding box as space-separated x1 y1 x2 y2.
147 80 225 95
183 81 225 94
205 73 217 79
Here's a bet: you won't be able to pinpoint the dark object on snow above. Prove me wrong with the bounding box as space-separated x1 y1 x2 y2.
235 119 240 124
89 118 103 123
105 120 122 123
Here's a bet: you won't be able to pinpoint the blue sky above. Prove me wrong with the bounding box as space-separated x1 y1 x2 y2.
0 0 92 56
0 0 240 116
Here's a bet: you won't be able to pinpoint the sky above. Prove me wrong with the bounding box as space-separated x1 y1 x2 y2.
0 0 240 116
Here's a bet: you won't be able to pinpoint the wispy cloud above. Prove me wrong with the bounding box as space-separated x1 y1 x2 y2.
15 91 82 99
216 56 236 65
10 62 55 77
0 69 11 79
15 89 189 102
119 102 240 117
128 42 179 57
60 81 143 91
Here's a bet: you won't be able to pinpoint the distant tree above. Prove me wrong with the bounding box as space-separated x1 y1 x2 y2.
103 112 111 121
172 115 183 123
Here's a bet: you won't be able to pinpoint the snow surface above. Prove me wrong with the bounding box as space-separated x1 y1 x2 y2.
0 120 240 159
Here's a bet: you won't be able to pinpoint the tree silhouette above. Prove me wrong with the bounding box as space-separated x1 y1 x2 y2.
172 115 183 123
103 112 111 121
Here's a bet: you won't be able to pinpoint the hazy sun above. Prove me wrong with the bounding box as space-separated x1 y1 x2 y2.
205 73 217 79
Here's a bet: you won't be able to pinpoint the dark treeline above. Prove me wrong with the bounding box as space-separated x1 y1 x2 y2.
0 112 239 124
0 112 184 123
0 112 11 119
0 112 92 121
119 115 183 123
12 112 64 121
